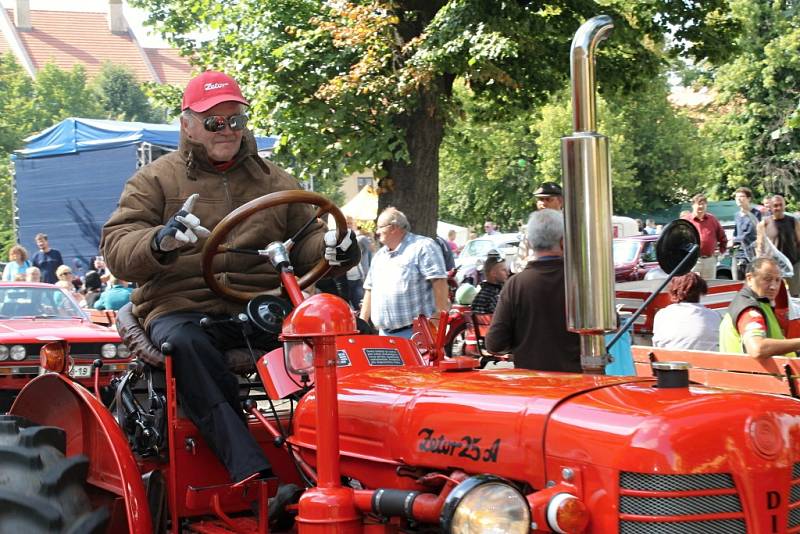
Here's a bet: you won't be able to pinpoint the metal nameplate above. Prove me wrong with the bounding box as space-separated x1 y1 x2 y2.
363 348 404 366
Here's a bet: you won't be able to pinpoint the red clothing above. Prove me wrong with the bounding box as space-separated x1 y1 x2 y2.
682 212 727 256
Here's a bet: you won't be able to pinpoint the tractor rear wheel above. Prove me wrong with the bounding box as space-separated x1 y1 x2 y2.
0 415 109 533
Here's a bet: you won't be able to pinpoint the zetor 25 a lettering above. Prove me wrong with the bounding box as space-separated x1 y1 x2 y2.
417 428 500 463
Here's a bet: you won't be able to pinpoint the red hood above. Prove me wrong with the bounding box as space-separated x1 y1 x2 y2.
292 368 645 489
0 318 120 342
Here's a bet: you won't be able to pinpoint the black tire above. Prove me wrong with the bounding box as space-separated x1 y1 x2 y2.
0 415 109 533
444 323 467 357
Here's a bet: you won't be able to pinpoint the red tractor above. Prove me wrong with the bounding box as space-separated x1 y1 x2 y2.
4 15 800 534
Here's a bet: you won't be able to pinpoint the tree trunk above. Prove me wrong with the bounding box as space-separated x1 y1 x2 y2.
378 86 444 238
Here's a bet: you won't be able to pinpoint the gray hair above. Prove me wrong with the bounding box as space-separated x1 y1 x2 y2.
527 209 564 252
379 207 411 231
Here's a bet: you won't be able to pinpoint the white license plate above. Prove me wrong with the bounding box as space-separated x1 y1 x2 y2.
69 365 93 378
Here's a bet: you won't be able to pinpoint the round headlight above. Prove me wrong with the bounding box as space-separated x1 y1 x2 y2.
101 343 117 359
441 476 530 534
10 345 26 361
0 345 8 361
116 344 130 359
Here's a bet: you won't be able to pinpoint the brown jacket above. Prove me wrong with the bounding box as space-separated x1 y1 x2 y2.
485 258 581 372
102 130 326 328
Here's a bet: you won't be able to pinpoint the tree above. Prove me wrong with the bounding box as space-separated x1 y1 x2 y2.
131 0 737 235
92 62 162 122
699 0 800 202
441 77 709 230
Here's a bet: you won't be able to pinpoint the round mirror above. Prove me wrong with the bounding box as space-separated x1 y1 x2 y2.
656 219 700 276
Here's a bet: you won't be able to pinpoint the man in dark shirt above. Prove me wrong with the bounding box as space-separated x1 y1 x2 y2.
485 209 580 372
757 194 800 296
31 233 63 284
470 253 508 314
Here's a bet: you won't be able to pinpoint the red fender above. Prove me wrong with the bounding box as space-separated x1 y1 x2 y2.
10 373 152 534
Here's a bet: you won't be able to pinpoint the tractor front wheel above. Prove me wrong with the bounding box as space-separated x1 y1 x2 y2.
0 415 109 533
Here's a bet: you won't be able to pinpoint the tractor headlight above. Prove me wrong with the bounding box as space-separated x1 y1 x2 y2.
101 343 117 359
283 340 314 375
116 343 130 359
441 476 530 534
0 345 8 361
10 345 26 361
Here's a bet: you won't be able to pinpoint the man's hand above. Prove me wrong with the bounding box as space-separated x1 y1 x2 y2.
324 229 359 266
152 193 211 253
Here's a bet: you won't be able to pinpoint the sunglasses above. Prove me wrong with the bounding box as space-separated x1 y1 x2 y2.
194 113 249 133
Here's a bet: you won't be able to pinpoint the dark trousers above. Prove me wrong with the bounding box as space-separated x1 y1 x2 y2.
148 312 275 483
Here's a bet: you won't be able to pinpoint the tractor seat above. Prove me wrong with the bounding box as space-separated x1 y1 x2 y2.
115 303 255 374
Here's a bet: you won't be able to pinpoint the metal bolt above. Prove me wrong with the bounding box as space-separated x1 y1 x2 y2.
546 480 555 488
562 468 574 481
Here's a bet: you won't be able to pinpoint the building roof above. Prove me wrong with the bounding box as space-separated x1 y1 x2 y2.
0 8 191 84
144 47 192 86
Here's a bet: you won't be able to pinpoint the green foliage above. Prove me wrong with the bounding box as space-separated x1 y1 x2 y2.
92 62 162 122
129 0 738 233
29 63 102 131
701 0 800 203
441 79 709 228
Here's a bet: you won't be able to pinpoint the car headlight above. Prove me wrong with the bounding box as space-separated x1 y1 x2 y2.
101 343 117 359
10 345 26 361
116 343 130 359
0 345 8 361
441 476 530 534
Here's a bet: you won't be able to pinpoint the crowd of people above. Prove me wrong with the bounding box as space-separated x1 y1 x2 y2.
2 234 132 312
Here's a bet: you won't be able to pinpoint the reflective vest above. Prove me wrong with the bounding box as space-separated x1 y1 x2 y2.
719 287 796 357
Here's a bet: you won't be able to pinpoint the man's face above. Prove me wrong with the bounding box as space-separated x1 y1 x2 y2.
734 192 751 209
692 199 707 218
35 237 48 251
487 261 509 284
181 101 245 162
747 262 782 301
376 216 401 249
772 197 786 219
537 195 563 210
484 222 495 233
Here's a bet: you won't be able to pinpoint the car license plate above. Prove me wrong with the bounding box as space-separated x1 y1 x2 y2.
69 365 92 378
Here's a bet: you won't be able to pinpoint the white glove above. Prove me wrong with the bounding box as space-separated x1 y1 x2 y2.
324 229 354 266
152 193 211 253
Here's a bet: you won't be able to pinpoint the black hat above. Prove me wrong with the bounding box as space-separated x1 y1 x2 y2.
84 270 102 290
534 182 563 197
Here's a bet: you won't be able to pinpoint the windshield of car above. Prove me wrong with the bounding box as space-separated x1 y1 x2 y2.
461 239 496 259
0 287 85 319
613 239 641 265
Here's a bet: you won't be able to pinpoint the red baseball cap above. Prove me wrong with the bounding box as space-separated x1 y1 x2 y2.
181 71 249 112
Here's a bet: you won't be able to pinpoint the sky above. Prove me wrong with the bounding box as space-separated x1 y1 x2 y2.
0 0 168 47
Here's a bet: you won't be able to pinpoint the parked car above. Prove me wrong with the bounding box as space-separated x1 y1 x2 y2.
0 282 130 409
613 234 660 281
455 232 520 283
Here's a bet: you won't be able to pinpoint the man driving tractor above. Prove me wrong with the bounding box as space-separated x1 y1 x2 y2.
101 71 359 484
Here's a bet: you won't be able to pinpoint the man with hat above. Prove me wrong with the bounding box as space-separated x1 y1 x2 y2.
534 181 563 211
102 71 359 484
513 181 564 273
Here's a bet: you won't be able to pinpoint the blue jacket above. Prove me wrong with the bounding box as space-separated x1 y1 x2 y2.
93 285 133 311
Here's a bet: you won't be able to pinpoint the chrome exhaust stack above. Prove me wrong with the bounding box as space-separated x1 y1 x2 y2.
560 15 615 375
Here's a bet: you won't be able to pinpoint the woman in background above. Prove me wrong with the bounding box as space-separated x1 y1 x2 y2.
2 245 30 281
652 272 721 351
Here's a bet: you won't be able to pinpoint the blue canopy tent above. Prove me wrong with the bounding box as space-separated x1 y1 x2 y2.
13 118 278 276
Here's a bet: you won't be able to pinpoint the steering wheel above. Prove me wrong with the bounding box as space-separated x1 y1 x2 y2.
201 190 347 303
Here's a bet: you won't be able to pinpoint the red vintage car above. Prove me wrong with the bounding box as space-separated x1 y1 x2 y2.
0 282 130 408
613 234 660 281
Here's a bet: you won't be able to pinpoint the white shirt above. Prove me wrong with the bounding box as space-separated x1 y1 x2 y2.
652 302 721 351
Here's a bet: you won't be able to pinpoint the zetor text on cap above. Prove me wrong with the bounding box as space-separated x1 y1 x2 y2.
182 71 249 113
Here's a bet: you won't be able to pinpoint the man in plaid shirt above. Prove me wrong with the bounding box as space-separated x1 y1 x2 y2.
360 207 449 337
